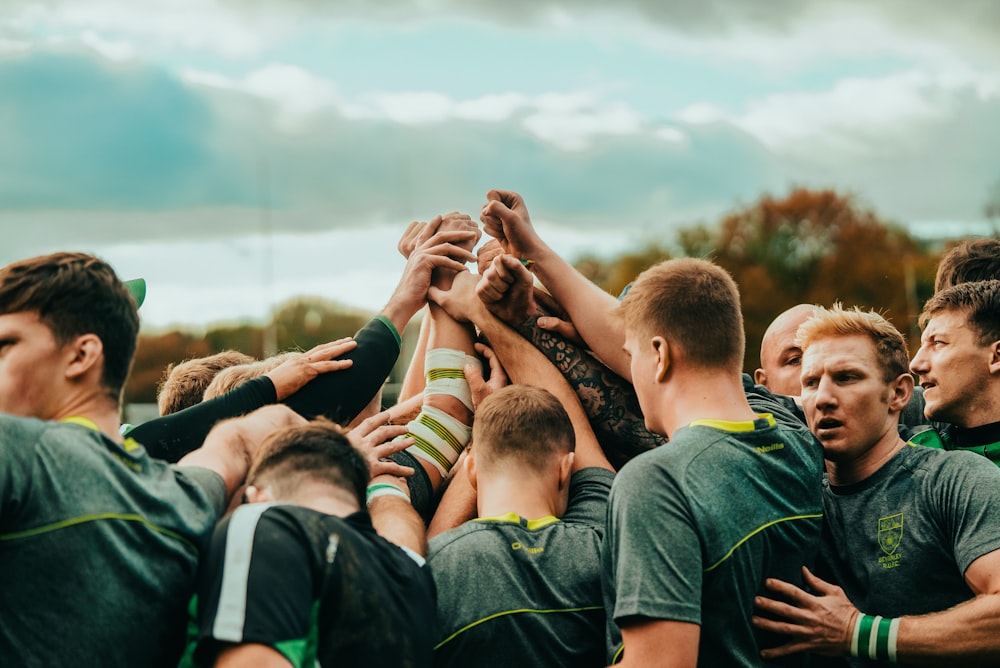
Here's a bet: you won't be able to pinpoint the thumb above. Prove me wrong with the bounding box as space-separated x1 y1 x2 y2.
464 362 488 408
428 285 446 306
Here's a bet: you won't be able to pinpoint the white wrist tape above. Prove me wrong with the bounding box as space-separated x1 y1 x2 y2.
403 404 472 477
423 348 480 412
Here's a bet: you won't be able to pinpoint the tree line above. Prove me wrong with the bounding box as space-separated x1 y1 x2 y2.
124 186 973 405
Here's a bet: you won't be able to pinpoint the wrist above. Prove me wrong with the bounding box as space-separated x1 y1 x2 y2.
366 483 410 507
850 613 899 663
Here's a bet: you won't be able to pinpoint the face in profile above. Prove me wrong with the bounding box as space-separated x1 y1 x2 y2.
910 309 995 428
800 334 899 464
756 305 817 397
0 312 70 419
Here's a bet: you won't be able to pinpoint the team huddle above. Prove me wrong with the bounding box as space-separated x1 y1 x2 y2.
1 190 999 667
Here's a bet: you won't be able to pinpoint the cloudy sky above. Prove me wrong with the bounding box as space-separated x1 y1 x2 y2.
2 0 998 330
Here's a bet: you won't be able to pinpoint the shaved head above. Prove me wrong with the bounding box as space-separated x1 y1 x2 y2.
755 304 819 396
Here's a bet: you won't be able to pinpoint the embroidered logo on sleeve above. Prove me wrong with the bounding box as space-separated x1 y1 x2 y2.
877 513 903 569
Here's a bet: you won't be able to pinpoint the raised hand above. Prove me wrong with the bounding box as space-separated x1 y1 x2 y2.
480 189 546 260
477 254 537 326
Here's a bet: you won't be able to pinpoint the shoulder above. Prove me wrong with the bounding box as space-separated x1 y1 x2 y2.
428 520 496 559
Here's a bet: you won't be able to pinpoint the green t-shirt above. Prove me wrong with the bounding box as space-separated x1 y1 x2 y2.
603 409 824 667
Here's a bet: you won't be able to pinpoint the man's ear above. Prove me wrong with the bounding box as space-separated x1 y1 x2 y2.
888 373 914 413
464 450 478 491
557 451 574 491
753 368 767 387
652 336 671 382
64 334 104 382
989 341 1000 376
244 485 273 504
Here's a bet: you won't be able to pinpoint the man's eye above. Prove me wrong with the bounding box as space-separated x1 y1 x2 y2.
783 356 801 367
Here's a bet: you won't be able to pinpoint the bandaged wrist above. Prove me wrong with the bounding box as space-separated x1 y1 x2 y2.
850 613 899 663
366 483 410 506
423 348 480 412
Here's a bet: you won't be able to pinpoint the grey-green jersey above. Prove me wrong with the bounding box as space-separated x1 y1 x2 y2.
0 415 226 667
818 444 1000 667
428 467 614 668
603 411 824 667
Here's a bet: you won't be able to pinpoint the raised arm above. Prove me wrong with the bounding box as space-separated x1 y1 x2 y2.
431 269 613 473
480 189 628 377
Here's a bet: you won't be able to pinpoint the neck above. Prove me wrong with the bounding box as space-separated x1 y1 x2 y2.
827 428 906 486
283 481 361 518
53 393 123 443
658 368 757 437
477 473 562 520
955 390 1000 429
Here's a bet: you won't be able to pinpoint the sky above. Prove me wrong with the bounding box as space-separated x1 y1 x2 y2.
2 0 998 330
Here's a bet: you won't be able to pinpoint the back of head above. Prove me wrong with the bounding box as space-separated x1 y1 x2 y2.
0 251 139 401
247 418 370 507
617 257 745 371
921 279 1000 346
157 350 255 415
472 384 574 472
934 238 1000 293
796 303 910 382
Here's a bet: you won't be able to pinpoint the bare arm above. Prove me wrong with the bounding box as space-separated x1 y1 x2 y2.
616 619 700 668
431 270 613 472
367 474 428 557
753 552 1000 665
178 405 306 501
480 189 628 377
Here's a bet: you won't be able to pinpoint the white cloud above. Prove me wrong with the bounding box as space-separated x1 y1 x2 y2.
674 102 727 125
182 63 341 129
79 30 134 61
655 126 686 144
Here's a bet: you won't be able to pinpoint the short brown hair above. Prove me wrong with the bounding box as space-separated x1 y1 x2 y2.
921 279 1000 346
157 350 255 415
616 257 744 371
934 238 1000 293
796 303 910 382
247 418 369 506
472 384 574 471
0 252 139 401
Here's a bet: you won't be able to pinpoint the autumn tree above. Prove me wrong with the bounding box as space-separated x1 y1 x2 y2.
683 187 937 369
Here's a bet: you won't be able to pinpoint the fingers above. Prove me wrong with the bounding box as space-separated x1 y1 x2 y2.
350 410 391 440
398 220 424 259
537 316 580 342
758 640 814 660
371 460 416 479
801 566 837 595
303 338 357 361
464 360 489 409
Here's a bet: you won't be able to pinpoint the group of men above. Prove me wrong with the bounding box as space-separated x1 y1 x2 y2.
2 195 1000 667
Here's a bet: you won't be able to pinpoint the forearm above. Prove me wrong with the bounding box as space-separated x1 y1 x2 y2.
529 245 629 378
132 377 276 462
283 316 400 424
895 595 1000 665
470 301 612 471
369 496 428 557
516 314 664 467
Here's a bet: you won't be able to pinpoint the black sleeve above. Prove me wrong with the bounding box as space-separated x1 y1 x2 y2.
133 317 400 464
283 316 401 423
131 377 277 463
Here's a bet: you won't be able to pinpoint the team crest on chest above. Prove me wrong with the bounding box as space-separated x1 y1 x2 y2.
877 513 903 569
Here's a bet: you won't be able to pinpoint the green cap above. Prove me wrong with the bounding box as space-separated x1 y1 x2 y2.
124 278 146 308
